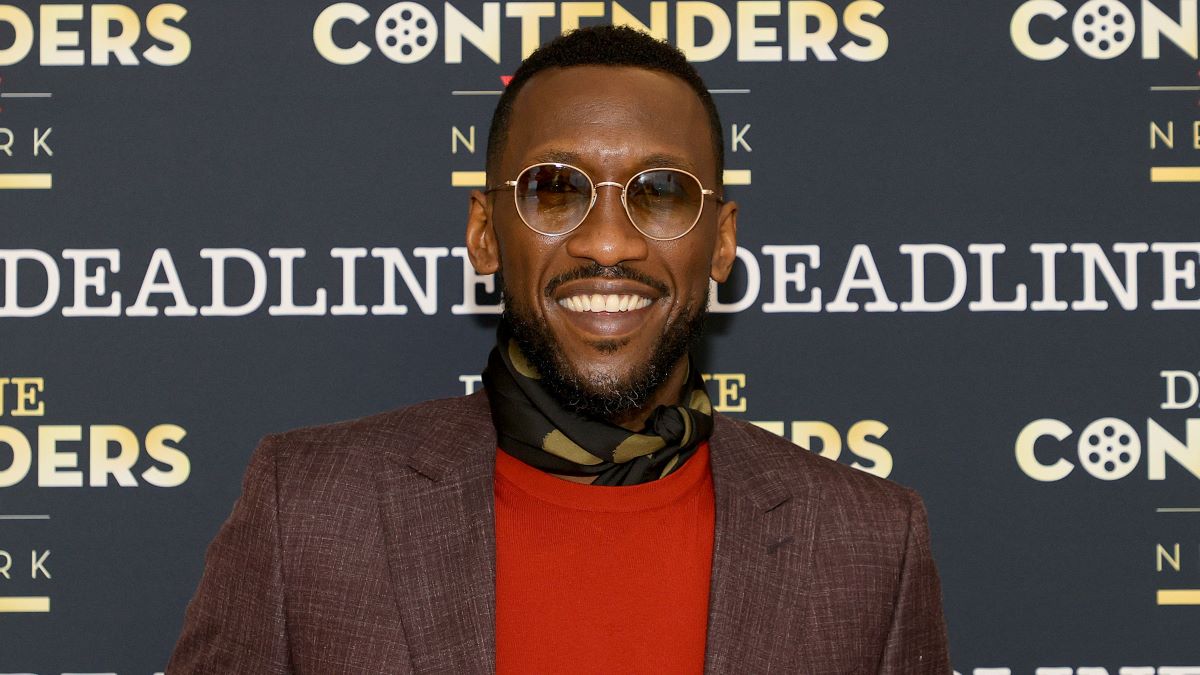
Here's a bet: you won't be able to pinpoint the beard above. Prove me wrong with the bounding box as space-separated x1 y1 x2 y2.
500 265 706 423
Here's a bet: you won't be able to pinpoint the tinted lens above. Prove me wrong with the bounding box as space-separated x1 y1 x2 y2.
625 169 704 239
514 163 593 235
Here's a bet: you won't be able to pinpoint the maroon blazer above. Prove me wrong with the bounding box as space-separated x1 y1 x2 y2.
168 391 950 673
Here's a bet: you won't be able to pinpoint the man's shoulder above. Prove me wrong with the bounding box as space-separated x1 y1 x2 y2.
248 392 493 487
714 415 924 562
713 414 918 516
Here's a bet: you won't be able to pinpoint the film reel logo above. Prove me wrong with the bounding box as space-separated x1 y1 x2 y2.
1072 0 1135 59
375 2 437 64
1078 418 1141 479
1011 0 1200 61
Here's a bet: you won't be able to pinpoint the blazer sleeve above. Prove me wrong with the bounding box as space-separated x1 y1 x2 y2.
877 490 952 674
167 436 291 674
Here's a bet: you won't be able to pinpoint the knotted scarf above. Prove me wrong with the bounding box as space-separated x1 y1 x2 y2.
482 327 714 486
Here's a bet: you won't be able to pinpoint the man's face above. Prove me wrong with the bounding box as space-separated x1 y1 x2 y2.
467 65 737 420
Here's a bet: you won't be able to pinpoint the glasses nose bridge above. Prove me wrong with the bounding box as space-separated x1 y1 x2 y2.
591 180 628 207
584 178 631 223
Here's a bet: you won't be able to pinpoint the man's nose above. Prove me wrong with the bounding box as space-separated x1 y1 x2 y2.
563 186 649 266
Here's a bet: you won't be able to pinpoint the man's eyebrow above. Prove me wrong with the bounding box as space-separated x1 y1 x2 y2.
639 153 699 174
528 149 583 165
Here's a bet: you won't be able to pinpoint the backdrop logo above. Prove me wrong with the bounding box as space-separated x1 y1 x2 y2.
0 4 190 66
3 242 1200 318
0 376 191 619
0 377 191 488
1014 370 1200 609
313 1 889 64
1014 370 1200 482
1011 0 1199 60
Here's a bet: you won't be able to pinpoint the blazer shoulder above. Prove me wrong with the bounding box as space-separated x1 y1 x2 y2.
250 392 493 496
714 414 919 518
263 392 490 458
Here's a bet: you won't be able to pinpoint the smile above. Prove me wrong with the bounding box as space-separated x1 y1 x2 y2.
557 294 653 313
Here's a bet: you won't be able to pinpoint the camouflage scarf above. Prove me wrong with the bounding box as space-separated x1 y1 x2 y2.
482 331 713 486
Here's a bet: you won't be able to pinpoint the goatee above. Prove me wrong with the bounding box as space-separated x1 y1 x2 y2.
500 267 706 423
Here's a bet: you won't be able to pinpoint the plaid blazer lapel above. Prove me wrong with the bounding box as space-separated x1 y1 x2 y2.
375 392 497 674
704 414 823 673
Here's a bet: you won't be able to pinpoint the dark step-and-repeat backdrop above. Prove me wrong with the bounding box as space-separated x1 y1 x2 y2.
1 1 1198 672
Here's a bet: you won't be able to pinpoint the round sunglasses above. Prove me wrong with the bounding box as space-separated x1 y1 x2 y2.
486 162 723 241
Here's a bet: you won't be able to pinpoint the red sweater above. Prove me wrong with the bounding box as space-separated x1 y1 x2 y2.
494 443 715 674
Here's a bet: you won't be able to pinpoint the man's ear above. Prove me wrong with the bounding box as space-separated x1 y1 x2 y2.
709 199 738 283
465 189 500 275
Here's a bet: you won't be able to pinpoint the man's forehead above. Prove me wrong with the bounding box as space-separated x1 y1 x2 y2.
501 65 713 175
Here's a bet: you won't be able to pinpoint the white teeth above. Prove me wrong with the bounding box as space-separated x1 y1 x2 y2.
558 294 653 313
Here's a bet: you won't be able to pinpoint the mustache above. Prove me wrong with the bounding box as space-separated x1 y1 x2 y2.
543 263 670 298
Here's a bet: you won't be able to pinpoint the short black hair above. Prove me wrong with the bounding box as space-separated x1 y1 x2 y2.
486 25 724 185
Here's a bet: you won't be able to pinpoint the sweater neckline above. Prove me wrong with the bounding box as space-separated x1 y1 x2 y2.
494 442 711 513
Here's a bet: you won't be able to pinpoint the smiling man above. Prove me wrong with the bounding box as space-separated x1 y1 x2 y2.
169 26 950 675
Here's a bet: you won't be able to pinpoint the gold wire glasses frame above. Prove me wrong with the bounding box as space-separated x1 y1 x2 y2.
485 162 724 242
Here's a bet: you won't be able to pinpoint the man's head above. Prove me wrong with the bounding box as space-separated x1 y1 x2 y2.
466 26 738 425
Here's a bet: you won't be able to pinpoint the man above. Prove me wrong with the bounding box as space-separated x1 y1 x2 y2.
169 26 950 674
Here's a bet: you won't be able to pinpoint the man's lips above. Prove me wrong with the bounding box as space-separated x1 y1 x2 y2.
548 279 663 338
541 265 670 338
552 279 660 314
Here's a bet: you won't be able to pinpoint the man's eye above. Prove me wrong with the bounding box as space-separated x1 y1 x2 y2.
632 183 681 204
541 178 579 193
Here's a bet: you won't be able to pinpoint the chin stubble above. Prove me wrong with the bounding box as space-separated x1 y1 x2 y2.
501 274 705 422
